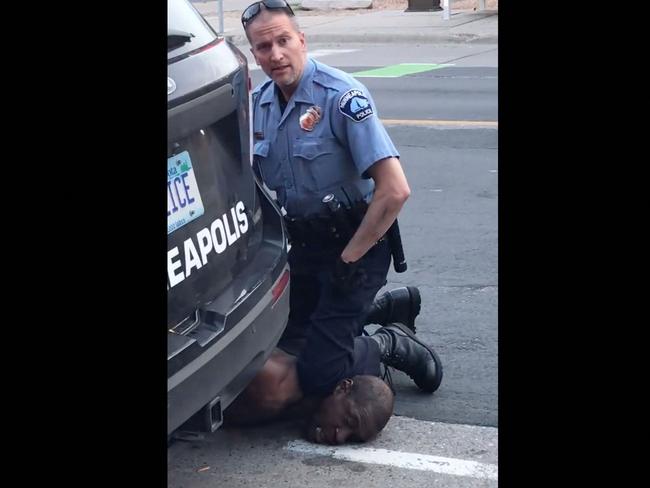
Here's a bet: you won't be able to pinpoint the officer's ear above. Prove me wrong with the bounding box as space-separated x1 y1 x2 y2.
298 31 306 52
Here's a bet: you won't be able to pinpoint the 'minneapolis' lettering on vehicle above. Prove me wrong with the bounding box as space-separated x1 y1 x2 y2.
167 201 249 288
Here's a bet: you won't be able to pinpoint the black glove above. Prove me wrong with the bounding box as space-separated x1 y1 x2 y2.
331 257 366 292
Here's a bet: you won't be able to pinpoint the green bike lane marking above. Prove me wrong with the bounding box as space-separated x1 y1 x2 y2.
351 63 455 78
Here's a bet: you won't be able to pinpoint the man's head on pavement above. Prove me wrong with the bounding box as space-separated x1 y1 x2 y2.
242 1 307 100
306 376 394 445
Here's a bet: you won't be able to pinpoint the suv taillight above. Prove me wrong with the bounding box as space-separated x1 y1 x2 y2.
271 270 290 307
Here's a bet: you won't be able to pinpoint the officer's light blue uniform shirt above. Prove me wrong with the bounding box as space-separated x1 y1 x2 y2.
252 58 400 219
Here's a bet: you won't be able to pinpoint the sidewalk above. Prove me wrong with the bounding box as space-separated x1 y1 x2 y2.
192 1 498 46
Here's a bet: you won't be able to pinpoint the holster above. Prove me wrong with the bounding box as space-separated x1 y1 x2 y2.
284 215 354 248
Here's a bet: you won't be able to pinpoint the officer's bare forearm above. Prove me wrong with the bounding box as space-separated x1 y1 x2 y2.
341 196 403 262
341 157 410 263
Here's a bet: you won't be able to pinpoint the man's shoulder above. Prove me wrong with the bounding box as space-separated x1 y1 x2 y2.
312 59 365 95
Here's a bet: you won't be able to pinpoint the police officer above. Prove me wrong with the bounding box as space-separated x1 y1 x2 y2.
240 1 443 410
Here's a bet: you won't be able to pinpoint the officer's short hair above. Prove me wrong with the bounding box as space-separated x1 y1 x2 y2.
244 6 301 43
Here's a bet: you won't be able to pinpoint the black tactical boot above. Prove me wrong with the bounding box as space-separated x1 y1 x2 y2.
370 323 443 393
365 286 421 332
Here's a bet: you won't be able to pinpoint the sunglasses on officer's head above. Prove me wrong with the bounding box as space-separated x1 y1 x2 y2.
241 0 295 29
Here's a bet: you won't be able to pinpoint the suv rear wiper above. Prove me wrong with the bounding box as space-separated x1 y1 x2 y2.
168 29 195 51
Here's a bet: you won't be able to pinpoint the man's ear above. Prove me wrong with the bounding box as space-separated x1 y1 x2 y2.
336 378 354 394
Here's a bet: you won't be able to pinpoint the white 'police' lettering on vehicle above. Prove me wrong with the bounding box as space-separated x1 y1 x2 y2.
167 201 249 288
338 89 374 123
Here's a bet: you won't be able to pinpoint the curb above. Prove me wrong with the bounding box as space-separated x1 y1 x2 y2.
223 33 497 46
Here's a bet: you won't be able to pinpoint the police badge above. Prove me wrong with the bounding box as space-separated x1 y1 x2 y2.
299 106 322 131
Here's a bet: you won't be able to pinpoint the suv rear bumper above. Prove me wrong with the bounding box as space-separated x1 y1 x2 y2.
167 263 290 435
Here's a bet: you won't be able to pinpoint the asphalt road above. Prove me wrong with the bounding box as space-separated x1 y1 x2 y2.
169 42 498 487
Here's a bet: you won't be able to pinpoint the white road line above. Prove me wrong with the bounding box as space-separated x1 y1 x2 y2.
308 49 359 58
248 49 359 71
381 119 498 129
285 440 498 481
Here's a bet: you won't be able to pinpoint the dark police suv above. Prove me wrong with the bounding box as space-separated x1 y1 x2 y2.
168 0 290 436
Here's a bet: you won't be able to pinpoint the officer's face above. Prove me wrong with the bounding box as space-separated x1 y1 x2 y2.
306 379 374 445
247 10 307 97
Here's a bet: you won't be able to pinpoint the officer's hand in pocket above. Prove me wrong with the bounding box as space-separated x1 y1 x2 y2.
331 257 367 292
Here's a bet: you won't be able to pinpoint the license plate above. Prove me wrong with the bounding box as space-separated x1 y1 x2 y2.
167 151 205 234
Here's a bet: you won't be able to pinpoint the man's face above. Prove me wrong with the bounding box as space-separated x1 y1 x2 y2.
247 10 306 96
306 379 372 445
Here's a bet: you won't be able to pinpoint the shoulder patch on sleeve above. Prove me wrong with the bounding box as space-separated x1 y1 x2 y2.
338 89 374 122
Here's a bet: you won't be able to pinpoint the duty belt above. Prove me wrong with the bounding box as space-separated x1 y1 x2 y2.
284 216 351 247
284 216 386 248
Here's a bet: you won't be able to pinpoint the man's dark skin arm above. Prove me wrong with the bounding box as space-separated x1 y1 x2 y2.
224 349 305 426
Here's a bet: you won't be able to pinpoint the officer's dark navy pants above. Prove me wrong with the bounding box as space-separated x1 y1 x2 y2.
278 238 391 397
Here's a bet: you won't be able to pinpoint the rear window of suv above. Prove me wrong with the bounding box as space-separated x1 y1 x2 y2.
168 0 217 59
